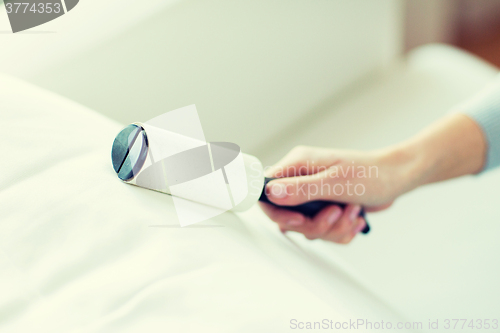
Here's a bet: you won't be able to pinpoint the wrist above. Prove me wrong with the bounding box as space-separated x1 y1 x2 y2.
379 114 487 195
375 142 430 198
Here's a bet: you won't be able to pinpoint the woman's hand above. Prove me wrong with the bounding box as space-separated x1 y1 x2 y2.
259 145 414 243
263 146 411 208
260 114 487 244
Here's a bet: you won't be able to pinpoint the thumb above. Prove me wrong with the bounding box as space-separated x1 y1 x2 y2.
265 167 361 206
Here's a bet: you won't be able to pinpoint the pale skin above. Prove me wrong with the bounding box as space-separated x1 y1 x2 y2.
260 113 487 244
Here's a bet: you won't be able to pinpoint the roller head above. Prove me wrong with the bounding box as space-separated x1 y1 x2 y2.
111 124 149 181
111 123 265 214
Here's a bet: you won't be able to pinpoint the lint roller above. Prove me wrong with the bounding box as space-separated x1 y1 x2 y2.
110 106 369 232
259 178 370 234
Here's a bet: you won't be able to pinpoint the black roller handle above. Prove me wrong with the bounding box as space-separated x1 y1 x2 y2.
259 177 370 234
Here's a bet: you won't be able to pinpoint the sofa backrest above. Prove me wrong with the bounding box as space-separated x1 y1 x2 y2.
0 0 403 155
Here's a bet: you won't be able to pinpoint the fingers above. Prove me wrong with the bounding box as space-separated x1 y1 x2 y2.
322 205 366 244
261 202 367 244
262 203 343 239
305 205 343 240
259 202 306 230
353 217 368 235
264 167 363 206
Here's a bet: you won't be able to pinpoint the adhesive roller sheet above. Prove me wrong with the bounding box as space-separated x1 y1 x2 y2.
111 105 264 226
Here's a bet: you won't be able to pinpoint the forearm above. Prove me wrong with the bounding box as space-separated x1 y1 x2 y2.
410 113 485 186
384 113 487 196
385 73 500 195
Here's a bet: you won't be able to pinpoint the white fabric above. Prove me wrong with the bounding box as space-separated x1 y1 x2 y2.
0 75 404 332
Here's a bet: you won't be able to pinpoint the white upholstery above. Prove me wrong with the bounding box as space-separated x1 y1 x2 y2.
0 74 404 332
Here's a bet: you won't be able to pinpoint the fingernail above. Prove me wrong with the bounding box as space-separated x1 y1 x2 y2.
268 183 288 199
287 219 303 226
354 220 366 234
350 205 361 222
327 207 342 225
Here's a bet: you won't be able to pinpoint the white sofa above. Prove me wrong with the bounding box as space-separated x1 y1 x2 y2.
2 0 500 331
1 73 406 332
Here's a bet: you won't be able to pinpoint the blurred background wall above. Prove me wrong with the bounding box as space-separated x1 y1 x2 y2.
405 0 500 67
